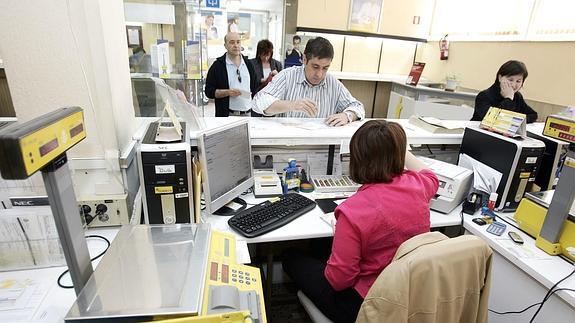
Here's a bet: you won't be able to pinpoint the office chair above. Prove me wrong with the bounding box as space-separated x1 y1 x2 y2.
298 232 493 323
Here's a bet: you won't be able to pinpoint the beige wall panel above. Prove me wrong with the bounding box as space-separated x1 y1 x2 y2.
341 80 375 118
416 41 575 107
342 37 381 73
378 39 417 74
297 0 350 31
373 81 392 118
322 34 345 72
379 0 434 39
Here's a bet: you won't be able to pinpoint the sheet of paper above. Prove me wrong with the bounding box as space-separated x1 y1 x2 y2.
0 279 52 322
239 90 251 99
497 240 553 260
458 153 502 194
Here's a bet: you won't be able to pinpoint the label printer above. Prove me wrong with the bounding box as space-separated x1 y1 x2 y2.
419 156 473 213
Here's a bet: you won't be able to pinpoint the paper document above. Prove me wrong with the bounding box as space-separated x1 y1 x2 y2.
239 90 251 99
458 153 502 194
0 278 51 322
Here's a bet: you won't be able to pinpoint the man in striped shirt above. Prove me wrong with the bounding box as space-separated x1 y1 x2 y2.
250 37 365 127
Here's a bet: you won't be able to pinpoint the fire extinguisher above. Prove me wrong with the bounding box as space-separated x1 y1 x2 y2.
439 34 449 60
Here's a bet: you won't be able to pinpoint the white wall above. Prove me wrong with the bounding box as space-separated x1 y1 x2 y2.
0 0 136 159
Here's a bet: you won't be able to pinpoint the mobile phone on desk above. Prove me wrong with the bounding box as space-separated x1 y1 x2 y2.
508 231 524 244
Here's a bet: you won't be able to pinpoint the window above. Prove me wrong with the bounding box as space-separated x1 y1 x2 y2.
430 0 534 40
528 0 575 40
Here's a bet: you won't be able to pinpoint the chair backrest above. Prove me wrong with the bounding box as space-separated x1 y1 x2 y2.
356 232 492 323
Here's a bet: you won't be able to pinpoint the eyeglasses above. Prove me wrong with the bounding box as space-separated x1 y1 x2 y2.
236 69 242 83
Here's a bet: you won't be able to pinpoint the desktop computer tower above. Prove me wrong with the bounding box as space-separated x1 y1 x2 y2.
137 121 193 224
459 126 545 211
527 130 568 190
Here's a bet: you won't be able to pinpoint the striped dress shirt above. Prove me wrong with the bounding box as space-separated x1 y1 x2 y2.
250 66 365 119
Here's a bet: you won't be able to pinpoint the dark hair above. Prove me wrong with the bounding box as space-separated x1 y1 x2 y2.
256 39 274 60
293 35 301 42
304 37 334 61
349 120 406 184
495 60 528 85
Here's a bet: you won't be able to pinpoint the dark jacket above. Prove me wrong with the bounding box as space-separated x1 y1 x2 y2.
472 83 538 123
205 53 258 117
249 57 283 91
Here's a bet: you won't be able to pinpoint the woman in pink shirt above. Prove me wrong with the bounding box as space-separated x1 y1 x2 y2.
283 120 439 323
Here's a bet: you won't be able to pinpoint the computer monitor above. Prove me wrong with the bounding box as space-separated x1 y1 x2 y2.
197 119 253 215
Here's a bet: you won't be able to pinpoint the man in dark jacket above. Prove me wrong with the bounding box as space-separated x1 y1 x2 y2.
205 32 257 117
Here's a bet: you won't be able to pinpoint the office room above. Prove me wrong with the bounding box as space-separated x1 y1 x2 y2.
0 0 574 322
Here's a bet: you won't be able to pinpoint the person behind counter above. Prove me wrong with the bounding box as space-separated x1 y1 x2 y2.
471 60 538 123
204 32 257 117
282 120 439 323
249 39 282 93
250 36 365 127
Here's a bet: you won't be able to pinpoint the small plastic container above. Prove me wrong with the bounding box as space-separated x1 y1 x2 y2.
487 192 498 211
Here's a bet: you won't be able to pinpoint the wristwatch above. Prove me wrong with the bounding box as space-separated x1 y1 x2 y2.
344 110 354 123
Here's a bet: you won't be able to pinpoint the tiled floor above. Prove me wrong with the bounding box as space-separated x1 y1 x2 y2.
268 282 312 323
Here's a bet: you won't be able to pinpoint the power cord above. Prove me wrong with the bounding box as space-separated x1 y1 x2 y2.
488 266 575 321
57 235 111 289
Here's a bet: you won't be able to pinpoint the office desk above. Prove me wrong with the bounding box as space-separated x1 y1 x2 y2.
202 192 463 243
186 117 472 146
463 213 575 323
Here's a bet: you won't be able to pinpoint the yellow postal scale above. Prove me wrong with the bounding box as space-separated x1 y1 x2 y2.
515 113 575 260
65 224 266 322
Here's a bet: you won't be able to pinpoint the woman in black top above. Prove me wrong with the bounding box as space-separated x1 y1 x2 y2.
249 39 282 93
472 60 538 123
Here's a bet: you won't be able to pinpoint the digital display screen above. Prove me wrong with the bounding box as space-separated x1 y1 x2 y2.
39 138 59 157
70 123 84 138
549 122 570 132
439 180 446 188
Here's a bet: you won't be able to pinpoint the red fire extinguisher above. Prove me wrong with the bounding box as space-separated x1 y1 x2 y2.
439 34 449 60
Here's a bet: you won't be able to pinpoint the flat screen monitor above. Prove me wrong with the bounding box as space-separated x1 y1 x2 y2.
197 119 253 215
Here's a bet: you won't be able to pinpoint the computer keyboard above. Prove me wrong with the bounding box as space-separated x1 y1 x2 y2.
311 174 360 193
228 193 317 238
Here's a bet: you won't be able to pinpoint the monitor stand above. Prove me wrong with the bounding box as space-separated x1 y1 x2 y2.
213 197 247 216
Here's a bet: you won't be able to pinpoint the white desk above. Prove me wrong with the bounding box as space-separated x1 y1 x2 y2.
463 212 575 323
187 117 472 146
202 192 463 244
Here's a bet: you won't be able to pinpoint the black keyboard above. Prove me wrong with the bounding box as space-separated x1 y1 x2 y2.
228 193 317 238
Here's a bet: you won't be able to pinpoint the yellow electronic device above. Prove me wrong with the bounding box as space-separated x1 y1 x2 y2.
153 311 252 323
202 230 266 323
543 114 575 143
0 107 86 179
514 191 575 261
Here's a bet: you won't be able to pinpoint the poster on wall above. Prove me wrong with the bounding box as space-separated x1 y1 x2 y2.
201 11 225 42
284 34 311 68
226 13 251 40
348 0 384 33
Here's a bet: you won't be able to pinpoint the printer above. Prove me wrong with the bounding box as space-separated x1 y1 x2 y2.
419 156 473 213
459 126 545 211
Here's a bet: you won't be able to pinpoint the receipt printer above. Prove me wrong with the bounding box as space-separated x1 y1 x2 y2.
253 170 282 198
419 156 473 213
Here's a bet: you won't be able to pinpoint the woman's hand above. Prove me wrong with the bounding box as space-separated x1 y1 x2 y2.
499 77 515 100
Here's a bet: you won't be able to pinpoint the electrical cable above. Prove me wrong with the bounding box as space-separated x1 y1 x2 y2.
57 235 111 289
529 267 575 322
488 266 575 320
459 209 465 235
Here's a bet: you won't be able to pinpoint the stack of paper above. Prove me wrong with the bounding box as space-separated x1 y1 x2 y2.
408 115 464 134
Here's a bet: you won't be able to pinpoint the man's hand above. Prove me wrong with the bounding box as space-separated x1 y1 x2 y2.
292 99 317 117
325 112 349 127
271 70 278 76
228 89 242 97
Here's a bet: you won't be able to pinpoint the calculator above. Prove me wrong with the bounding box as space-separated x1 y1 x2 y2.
486 221 506 236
